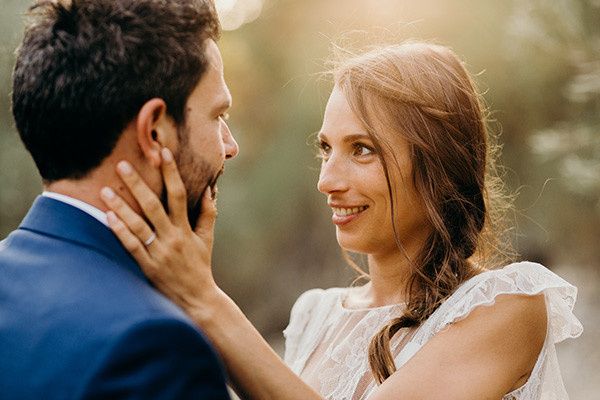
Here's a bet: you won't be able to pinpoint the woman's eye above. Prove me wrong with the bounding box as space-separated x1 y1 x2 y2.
353 143 374 157
318 141 331 159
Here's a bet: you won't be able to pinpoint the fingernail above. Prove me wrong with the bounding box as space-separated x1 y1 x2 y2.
117 161 132 175
161 147 173 162
106 211 118 224
100 187 115 200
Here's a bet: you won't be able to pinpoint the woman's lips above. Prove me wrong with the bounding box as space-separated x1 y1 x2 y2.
331 205 369 226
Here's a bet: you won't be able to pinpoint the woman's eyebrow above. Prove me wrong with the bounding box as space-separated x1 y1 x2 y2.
342 133 371 143
318 133 371 142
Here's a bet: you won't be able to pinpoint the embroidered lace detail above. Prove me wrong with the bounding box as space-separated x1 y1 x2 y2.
284 262 582 400
284 287 406 399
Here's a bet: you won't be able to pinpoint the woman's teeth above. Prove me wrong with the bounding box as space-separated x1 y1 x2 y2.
333 206 368 216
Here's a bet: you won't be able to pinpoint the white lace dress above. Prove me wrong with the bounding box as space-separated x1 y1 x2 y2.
283 262 583 400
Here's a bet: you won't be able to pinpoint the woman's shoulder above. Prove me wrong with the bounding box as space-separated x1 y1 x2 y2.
290 287 346 313
285 287 346 333
423 261 583 344
476 260 578 292
283 287 347 368
388 262 582 399
453 261 570 300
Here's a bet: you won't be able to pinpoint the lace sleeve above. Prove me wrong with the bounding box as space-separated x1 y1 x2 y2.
283 288 325 369
428 262 583 343
391 262 583 400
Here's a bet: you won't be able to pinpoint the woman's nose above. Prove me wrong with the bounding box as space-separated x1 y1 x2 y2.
317 155 348 194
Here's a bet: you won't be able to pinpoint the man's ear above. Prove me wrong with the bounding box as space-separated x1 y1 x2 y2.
135 98 177 167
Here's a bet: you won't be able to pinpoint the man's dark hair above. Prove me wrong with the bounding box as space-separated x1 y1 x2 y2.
12 0 220 182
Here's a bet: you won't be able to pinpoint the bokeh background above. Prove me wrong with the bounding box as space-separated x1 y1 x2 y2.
1 0 598 397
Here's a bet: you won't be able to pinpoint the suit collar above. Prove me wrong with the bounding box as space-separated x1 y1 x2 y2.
19 196 148 282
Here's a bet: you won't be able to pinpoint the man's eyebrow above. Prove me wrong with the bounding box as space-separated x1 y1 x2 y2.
214 99 232 113
213 90 232 112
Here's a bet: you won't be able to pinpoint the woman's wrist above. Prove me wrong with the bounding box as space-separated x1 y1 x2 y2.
187 285 237 328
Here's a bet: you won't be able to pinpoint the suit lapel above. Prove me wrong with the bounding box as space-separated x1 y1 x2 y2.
19 196 148 282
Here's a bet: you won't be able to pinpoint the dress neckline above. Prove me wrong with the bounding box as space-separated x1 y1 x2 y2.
337 287 406 312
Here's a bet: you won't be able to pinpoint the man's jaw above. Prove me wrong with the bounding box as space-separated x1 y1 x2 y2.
208 166 224 199
188 166 224 229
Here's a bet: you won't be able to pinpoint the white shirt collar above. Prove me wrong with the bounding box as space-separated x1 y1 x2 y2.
42 191 109 227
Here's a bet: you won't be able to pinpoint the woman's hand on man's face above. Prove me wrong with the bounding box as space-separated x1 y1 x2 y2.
100 147 219 312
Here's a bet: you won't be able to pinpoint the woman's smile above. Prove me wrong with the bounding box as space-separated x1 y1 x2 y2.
330 204 369 225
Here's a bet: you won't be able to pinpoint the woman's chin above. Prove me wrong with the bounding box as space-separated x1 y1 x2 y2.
336 233 370 254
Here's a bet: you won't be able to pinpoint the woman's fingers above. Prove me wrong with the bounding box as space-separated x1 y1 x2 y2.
106 210 155 268
115 161 172 233
160 148 188 226
100 186 156 243
194 187 218 239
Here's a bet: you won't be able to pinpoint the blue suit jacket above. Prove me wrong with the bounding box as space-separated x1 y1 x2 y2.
0 196 231 399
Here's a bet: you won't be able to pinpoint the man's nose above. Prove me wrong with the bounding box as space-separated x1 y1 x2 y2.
222 123 239 159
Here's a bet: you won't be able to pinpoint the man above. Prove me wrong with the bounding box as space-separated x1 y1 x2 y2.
0 0 238 398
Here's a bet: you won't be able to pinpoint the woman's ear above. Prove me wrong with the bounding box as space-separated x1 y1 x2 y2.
135 98 177 167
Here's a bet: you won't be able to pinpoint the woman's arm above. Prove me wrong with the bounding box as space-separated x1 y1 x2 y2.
194 289 321 399
101 150 321 400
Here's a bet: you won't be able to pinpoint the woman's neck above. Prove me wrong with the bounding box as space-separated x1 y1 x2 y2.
362 251 412 307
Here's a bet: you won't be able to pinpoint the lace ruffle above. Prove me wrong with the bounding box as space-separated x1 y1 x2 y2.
398 262 583 400
427 262 583 344
283 288 328 372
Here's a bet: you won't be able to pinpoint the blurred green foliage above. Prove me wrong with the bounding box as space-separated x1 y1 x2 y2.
1 0 598 395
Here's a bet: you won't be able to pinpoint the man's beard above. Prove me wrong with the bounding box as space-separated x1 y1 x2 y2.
182 162 223 231
160 130 224 230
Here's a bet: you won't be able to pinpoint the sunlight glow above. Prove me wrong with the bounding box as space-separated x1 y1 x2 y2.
215 0 264 31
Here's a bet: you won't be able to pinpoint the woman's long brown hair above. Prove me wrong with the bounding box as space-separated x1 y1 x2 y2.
330 42 515 384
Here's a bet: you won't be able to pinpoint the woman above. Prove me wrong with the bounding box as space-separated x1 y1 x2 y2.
101 42 582 399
